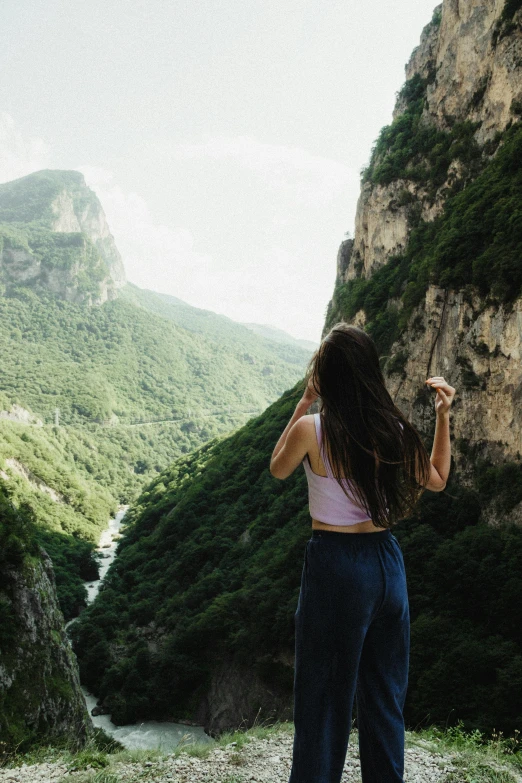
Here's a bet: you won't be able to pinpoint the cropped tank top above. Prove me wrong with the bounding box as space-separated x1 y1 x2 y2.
302 412 372 526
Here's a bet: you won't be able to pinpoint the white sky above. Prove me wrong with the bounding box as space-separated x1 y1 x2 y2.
0 0 438 342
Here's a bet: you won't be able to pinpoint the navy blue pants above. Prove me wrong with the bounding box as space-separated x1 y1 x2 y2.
288 528 410 783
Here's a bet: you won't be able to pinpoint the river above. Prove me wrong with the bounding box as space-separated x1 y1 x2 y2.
70 506 213 751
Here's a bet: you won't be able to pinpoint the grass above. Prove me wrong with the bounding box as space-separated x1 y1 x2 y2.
3 719 521 783
0 716 293 769
406 721 522 782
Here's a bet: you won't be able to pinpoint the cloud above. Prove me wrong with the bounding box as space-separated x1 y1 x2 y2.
0 112 51 183
170 135 356 207
79 166 215 299
79 166 326 340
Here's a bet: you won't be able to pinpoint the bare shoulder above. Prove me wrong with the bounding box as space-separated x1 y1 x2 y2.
292 414 316 445
296 413 315 426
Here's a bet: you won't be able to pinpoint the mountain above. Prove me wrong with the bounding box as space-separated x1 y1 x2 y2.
0 170 314 749
0 170 125 303
0 171 313 480
325 0 522 502
240 322 319 353
119 283 314 367
0 171 314 613
73 0 522 739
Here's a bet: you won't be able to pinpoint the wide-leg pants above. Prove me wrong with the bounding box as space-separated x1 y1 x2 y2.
288 527 410 783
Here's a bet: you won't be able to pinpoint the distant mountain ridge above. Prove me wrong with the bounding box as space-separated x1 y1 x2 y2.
120 283 314 367
240 322 318 352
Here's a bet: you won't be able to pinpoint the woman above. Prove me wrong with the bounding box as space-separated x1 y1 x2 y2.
270 322 455 783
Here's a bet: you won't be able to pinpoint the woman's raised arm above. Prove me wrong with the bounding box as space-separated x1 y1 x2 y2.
419 375 455 491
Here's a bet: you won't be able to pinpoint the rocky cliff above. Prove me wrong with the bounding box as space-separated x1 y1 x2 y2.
337 0 522 284
0 170 125 304
326 0 522 512
0 489 92 750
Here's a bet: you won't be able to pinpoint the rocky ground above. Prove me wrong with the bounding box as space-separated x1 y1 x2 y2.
1 727 521 783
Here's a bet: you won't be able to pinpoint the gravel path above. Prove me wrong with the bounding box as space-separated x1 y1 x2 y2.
1 728 520 783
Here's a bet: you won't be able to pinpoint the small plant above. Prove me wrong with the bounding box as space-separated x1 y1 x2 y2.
510 97 522 117
456 355 483 389
431 6 442 27
444 721 484 750
65 748 109 772
472 341 491 357
386 350 409 379
91 773 119 783
228 750 247 766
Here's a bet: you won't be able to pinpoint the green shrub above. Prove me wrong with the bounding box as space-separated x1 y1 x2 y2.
362 72 481 196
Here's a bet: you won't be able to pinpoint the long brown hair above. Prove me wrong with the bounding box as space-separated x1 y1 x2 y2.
304 322 431 529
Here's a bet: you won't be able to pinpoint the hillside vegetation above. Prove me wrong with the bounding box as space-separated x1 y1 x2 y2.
73 59 522 736
73 381 522 734
0 486 92 751
0 413 116 618
0 171 312 624
120 283 315 365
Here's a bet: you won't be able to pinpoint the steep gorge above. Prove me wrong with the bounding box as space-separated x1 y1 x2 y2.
73 0 522 740
0 169 313 750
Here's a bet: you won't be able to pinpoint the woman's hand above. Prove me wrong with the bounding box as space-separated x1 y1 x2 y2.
301 376 319 406
425 376 455 416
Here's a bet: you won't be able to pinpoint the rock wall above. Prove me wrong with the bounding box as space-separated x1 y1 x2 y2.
326 0 522 496
51 184 126 290
0 548 92 749
195 655 293 737
411 0 522 144
0 170 126 304
387 285 522 459
340 0 522 284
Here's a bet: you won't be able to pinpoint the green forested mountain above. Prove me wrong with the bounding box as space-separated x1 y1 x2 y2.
0 170 312 624
74 0 522 738
120 283 316 364
0 406 116 618
0 169 125 303
0 288 309 432
240 322 319 353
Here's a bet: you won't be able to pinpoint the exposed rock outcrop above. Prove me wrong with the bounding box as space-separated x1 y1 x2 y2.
326 0 522 488
0 404 43 427
50 183 126 289
0 170 125 304
387 285 522 460
195 655 293 737
0 547 92 749
342 0 522 284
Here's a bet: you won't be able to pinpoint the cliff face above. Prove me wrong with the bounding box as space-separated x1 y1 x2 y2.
0 547 92 749
326 0 522 501
0 170 125 304
195 654 293 737
406 0 522 143
339 1 522 283
49 179 126 289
